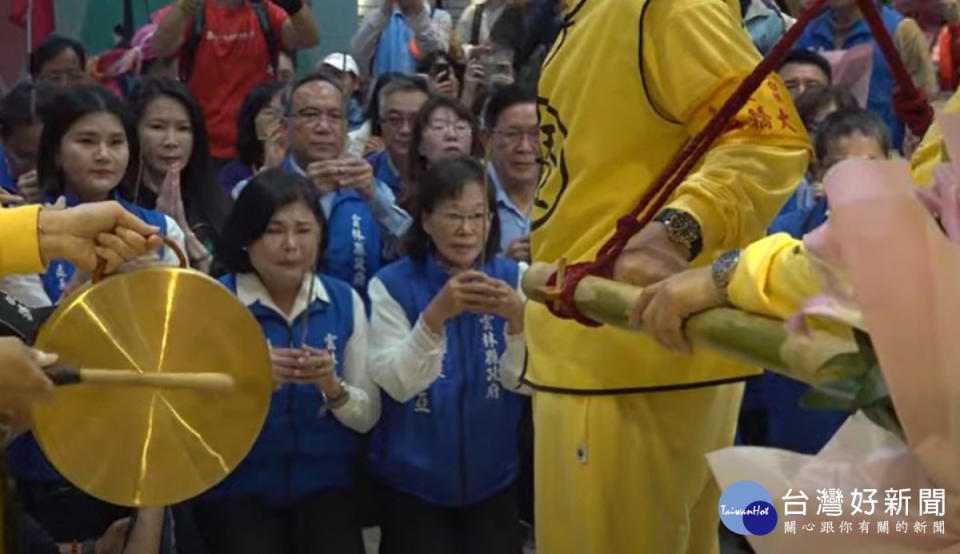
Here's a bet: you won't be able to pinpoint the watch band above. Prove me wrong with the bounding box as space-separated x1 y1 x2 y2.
654 208 704 261
712 249 742 293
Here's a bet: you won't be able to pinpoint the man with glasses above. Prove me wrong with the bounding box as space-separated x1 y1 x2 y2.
246 73 411 298
367 76 429 197
482 85 537 263
29 35 88 87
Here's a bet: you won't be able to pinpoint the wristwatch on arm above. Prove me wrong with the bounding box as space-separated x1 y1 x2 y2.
711 248 742 300
654 208 704 261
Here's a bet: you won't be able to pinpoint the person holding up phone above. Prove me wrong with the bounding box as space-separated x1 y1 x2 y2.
461 44 516 115
417 51 462 101
367 156 528 554
232 73 412 299
352 0 448 79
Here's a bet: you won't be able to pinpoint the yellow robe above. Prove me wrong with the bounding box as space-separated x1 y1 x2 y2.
528 1 809 552
526 0 809 393
728 232 821 318
0 205 43 277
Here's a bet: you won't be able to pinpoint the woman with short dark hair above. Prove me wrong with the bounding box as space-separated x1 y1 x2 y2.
193 168 379 554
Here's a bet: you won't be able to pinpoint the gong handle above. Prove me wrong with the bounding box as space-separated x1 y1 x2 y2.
47 367 235 393
92 236 189 283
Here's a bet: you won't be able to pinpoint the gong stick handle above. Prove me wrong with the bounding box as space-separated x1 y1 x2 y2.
45 367 235 393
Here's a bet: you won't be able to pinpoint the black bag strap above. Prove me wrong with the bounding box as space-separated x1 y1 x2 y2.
179 1 206 82
250 0 280 77
180 0 280 82
470 2 486 45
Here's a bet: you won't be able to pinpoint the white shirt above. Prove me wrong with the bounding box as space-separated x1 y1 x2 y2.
366 262 530 404
235 272 381 433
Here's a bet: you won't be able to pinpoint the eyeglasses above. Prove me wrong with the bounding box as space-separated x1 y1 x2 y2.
493 127 540 147
291 109 344 126
38 70 87 85
436 211 491 230
427 119 472 135
382 112 417 130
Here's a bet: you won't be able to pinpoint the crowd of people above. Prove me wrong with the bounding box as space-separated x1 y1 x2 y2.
0 0 958 553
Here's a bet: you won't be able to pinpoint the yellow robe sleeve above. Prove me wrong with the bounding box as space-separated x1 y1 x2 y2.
643 0 812 256
911 88 960 186
726 233 822 319
0 205 44 277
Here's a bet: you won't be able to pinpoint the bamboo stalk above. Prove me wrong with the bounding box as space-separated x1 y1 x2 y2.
522 263 871 386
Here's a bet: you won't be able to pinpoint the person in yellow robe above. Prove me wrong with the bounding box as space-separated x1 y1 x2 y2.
526 0 811 552
0 202 163 410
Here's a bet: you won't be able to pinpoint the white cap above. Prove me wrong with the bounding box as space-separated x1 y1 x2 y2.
320 53 360 77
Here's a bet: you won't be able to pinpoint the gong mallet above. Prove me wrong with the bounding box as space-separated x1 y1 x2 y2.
43 367 236 393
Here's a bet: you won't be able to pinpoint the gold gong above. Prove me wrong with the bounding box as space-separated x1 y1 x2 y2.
32 265 272 507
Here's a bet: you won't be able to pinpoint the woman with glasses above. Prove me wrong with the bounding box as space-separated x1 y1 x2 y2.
406 95 483 210
367 156 527 554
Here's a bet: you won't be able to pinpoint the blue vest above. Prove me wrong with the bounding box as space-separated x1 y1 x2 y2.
0 147 17 194
7 195 169 483
280 157 383 299
768 192 829 238
368 255 524 507
366 149 402 198
321 191 382 299
40 194 169 304
796 4 905 148
201 273 363 507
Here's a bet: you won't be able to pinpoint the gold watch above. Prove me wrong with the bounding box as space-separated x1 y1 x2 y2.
654 208 703 261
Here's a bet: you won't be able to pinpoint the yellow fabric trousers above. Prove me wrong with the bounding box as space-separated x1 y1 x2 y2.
533 382 745 554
